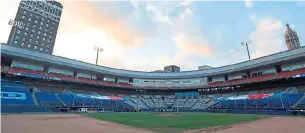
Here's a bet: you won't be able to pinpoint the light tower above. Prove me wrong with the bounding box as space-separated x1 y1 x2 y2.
241 40 251 60
94 46 103 65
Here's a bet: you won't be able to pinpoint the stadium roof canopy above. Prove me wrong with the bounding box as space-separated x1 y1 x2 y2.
1 44 305 79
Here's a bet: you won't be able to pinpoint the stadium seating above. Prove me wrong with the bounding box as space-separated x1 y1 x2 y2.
101 81 119 87
77 77 100 84
49 72 77 81
246 74 275 83
208 81 224 87
8 67 46 77
1 79 35 105
35 92 62 106
118 82 132 88
275 68 305 79
223 78 246 86
58 94 74 106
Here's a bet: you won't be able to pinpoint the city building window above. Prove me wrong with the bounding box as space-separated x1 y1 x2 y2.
44 33 46 36
35 16 39 19
25 27 28 31
22 16 25 20
45 49 48 53
40 22 43 25
47 44 50 48
17 30 21 34
40 47 43 51
34 45 37 49
42 38 45 41
34 20 37 23
22 38 26 41
30 34 33 38
15 35 19 40
41 43 44 46
47 20 50 23
28 18 31 21
29 39 32 43
52 22 55 26
13 40 18 45
21 42 24 46
39 27 42 30
31 29 35 33
38 31 41 35
28 44 31 48
23 11 26 15
42 18 44 21
36 36 39 39
33 24 36 28
30 13 33 17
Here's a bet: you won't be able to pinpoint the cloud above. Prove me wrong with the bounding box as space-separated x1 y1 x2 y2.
249 14 256 20
180 0 193 6
245 0 253 8
0 0 19 43
145 3 172 25
180 8 193 19
172 33 214 58
250 19 286 59
58 1 142 47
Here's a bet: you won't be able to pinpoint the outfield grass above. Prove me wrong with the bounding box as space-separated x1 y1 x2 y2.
87 112 265 130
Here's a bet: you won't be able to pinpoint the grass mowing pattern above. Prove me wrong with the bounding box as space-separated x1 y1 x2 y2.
88 112 264 130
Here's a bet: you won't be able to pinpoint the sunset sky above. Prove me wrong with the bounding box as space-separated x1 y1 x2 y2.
0 0 304 71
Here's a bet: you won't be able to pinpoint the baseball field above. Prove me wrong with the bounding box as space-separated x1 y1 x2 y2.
87 112 263 130
2 112 305 133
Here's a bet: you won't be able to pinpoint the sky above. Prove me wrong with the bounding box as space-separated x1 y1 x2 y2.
0 0 305 72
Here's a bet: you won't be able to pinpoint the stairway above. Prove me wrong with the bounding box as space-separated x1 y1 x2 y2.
31 89 39 106
55 93 66 106
292 94 305 108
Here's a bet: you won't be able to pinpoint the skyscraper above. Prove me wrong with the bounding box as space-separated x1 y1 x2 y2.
284 23 301 50
7 0 63 54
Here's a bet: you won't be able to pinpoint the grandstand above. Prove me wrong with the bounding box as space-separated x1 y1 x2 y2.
1 44 305 115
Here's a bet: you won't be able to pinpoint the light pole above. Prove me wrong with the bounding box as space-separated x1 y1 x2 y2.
241 40 251 60
94 46 103 65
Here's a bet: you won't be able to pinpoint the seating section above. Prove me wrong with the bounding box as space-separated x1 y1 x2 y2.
208 81 224 87
49 72 77 81
35 92 62 106
58 94 74 106
275 68 305 79
223 78 246 86
102 81 119 87
118 82 132 88
8 67 46 77
1 80 35 105
294 98 305 109
210 92 305 110
246 74 275 83
77 77 100 84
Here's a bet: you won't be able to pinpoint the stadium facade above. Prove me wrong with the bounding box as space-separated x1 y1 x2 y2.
1 43 305 114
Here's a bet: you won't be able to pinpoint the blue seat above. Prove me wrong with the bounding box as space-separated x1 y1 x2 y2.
35 92 62 106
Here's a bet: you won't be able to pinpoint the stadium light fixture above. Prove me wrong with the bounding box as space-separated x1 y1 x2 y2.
241 40 251 60
94 46 103 65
